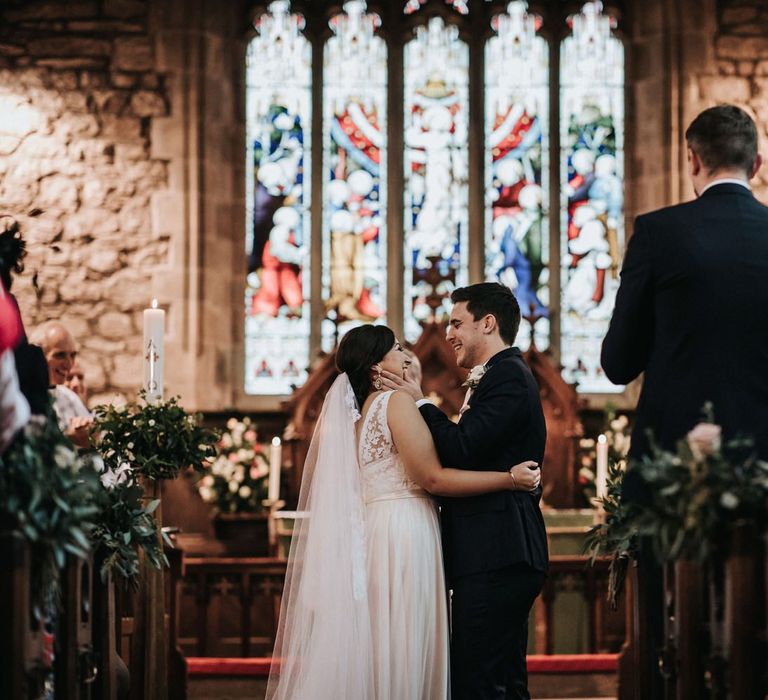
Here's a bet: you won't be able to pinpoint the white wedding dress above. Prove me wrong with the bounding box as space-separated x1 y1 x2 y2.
358 391 450 699
266 377 449 700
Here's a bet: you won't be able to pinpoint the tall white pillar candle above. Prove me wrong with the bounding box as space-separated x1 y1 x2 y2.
596 433 609 500
143 299 165 403
269 436 282 501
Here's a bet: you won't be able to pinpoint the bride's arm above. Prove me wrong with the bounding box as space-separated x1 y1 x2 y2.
387 391 538 497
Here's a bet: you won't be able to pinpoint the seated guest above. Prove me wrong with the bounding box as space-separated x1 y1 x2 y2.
66 360 88 404
29 321 93 448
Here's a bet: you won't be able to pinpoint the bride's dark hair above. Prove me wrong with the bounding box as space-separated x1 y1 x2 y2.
335 324 395 409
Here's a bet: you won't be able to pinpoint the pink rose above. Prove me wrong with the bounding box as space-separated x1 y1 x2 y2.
687 422 722 461
244 430 257 442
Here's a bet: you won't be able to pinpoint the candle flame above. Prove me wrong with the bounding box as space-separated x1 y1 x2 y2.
272 436 281 446
597 434 607 444
151 298 158 309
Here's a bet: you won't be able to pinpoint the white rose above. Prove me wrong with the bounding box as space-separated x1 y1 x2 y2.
228 480 239 493
220 434 233 449
202 475 214 488
465 364 487 388
199 486 213 502
687 423 722 461
226 418 238 430
53 444 76 469
239 485 252 498
234 466 245 483
720 492 739 510
237 448 250 463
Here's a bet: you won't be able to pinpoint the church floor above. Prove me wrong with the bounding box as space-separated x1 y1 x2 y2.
187 674 617 699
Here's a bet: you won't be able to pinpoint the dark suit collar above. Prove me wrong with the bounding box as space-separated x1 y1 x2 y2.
484 346 521 369
699 182 754 199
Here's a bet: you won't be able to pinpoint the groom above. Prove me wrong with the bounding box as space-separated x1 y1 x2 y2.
384 282 548 700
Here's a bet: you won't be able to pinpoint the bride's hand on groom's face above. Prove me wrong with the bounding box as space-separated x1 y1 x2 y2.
380 369 424 401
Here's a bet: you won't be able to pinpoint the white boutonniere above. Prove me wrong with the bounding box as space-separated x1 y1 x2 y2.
463 364 487 389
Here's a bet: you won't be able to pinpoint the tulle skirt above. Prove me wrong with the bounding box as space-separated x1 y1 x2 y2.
365 495 450 700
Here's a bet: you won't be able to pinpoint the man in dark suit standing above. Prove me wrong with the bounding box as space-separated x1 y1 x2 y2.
603 104 768 457
601 104 768 695
383 282 548 700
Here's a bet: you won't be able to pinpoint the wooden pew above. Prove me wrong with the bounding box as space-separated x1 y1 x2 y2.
623 526 767 699
55 554 96 699
92 560 118 700
0 532 47 699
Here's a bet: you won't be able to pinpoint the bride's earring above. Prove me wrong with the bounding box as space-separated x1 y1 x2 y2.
373 366 383 390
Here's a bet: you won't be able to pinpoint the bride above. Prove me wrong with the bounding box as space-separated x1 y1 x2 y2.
266 324 541 700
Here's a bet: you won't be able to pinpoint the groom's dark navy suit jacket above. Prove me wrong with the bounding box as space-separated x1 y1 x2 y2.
419 347 548 582
602 182 768 459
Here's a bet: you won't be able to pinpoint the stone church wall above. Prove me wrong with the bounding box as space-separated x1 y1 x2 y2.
0 0 170 405
0 0 246 410
706 0 768 201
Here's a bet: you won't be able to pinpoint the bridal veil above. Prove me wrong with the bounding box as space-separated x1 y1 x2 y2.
266 373 374 700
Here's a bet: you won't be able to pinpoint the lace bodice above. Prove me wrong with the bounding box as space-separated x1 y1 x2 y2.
357 392 426 504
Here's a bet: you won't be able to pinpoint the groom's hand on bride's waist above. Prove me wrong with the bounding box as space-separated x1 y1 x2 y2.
508 461 541 492
381 369 424 401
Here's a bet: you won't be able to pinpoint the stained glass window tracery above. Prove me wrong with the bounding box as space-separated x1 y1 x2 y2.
404 0 470 15
245 0 312 395
403 17 469 342
322 1 388 351
559 0 624 393
484 1 550 352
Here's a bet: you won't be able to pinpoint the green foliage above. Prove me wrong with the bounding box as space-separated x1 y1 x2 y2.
93 392 218 481
0 414 102 604
585 422 768 607
583 459 640 608
628 435 767 562
90 479 168 588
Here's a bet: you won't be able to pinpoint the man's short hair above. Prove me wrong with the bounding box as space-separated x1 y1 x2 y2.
29 320 70 351
450 282 521 345
685 105 758 175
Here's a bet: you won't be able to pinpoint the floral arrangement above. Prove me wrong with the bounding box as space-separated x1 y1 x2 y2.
463 364 488 389
585 407 768 606
0 413 103 604
90 392 218 585
92 392 218 481
577 410 631 504
197 417 271 514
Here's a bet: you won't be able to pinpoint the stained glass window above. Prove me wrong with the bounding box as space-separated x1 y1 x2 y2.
484 1 550 351
403 17 469 342
559 0 624 393
404 0 469 14
245 0 312 395
321 1 388 352
244 0 626 399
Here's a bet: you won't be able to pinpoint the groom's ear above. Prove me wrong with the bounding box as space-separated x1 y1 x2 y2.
481 314 498 335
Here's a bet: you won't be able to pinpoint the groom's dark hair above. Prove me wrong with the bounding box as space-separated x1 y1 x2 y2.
336 324 396 409
451 283 520 345
685 105 758 175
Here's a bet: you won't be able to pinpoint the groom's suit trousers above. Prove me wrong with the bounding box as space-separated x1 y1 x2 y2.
450 562 545 700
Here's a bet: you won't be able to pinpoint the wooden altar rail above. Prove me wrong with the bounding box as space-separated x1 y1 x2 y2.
174 554 622 658
621 526 768 700
540 555 620 655
178 557 287 657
